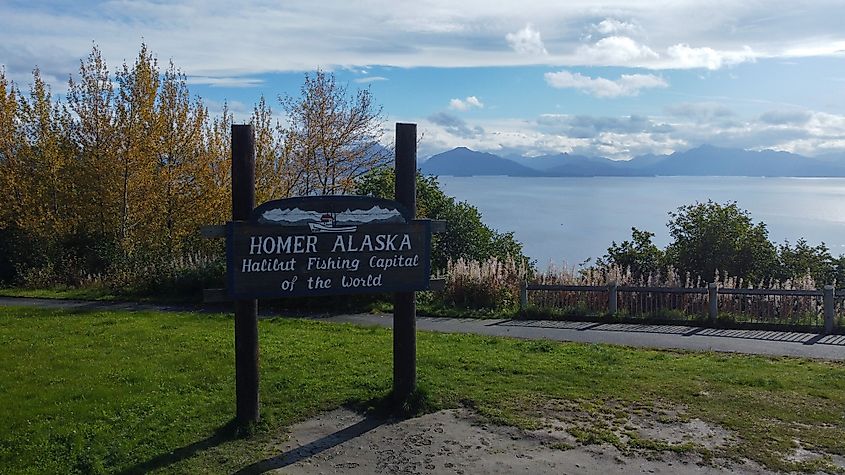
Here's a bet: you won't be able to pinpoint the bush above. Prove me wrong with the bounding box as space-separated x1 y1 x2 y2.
665 200 777 283
102 250 225 301
597 227 664 280
599 201 845 287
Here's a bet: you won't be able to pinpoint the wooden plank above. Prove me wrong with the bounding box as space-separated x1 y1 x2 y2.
527 284 605 292
203 288 230 303
619 286 708 294
428 278 446 291
525 283 823 298
412 219 446 233
394 122 418 403
200 225 226 239
431 220 447 234
231 124 259 426
719 288 822 297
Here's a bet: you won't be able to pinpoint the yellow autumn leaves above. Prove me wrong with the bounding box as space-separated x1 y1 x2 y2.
0 44 388 285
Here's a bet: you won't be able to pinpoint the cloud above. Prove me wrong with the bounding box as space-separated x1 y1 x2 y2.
1 1 842 81
759 110 812 126
578 36 659 64
416 116 593 160
418 114 686 160
537 114 674 138
353 76 388 84
664 103 737 126
665 44 756 70
448 96 484 111
416 106 845 161
783 40 845 58
505 24 548 56
572 35 755 70
654 105 845 157
427 112 485 138
590 18 641 36
204 99 252 122
544 70 667 97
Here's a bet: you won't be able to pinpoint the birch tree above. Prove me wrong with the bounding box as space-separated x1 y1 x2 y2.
154 61 209 254
252 95 290 203
0 68 20 224
16 68 74 235
0 68 21 281
280 71 389 195
203 102 233 226
114 44 160 252
67 45 119 241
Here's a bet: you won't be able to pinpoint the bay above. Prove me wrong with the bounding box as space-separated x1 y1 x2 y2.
437 176 845 268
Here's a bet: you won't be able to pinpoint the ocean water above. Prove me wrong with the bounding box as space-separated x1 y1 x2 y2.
436 176 845 268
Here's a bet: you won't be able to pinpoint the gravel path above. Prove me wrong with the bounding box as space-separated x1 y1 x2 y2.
319 313 845 361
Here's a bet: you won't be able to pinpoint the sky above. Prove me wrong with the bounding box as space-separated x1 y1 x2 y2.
2 0 844 159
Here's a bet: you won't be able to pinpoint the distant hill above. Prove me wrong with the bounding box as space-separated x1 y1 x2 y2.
420 145 845 177
420 147 541 177
509 152 602 171
650 145 845 177
540 153 646 177
625 153 668 170
510 153 642 176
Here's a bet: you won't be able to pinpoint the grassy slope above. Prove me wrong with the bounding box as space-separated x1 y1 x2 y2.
1 306 843 473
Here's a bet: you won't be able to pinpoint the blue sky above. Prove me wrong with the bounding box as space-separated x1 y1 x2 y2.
2 0 844 159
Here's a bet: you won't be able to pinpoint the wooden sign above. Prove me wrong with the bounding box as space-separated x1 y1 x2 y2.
226 195 432 299
214 123 425 425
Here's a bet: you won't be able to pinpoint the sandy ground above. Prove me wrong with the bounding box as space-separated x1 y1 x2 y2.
246 407 778 475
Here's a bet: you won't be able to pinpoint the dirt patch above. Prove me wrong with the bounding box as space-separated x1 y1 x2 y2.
258 408 769 474
513 398 736 456
786 439 845 472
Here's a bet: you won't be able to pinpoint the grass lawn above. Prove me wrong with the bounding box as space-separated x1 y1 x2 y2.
0 286 202 305
1 306 844 474
0 286 124 301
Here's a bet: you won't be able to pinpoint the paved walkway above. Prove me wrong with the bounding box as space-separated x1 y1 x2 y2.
2 296 844 361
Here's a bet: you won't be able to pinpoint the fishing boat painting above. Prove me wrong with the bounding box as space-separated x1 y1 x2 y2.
252 195 411 229
308 213 358 233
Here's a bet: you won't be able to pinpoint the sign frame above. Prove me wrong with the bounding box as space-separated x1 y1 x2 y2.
224 215 433 300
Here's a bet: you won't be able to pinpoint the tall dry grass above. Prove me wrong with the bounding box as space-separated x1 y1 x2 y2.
54 252 225 300
440 257 835 326
438 257 528 309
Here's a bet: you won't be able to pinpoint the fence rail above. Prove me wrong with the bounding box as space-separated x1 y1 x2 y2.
519 282 839 334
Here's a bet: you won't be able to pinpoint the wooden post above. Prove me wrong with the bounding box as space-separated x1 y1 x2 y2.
608 280 618 315
823 285 835 334
708 283 718 325
393 123 417 403
232 124 259 425
519 282 528 311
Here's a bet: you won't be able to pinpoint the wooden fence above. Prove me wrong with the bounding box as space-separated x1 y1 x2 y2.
519 282 840 334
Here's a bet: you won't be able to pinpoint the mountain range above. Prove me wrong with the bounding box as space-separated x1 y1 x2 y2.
420 145 845 177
